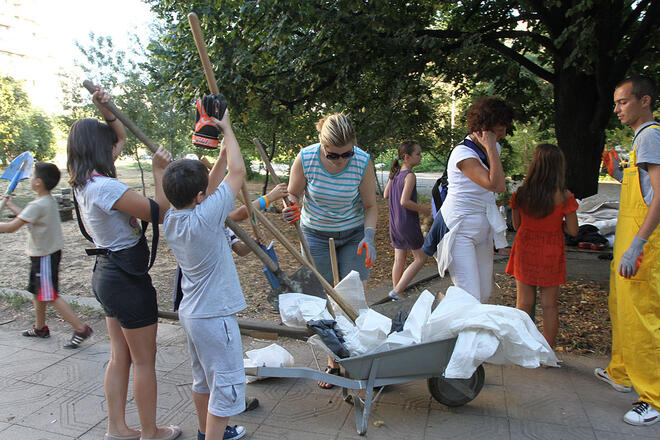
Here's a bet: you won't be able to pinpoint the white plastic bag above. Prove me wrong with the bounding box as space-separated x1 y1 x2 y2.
353 309 391 355
384 290 435 349
329 270 369 319
244 343 295 383
278 293 332 328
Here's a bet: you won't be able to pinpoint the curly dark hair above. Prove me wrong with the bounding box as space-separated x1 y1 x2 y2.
162 159 209 209
465 97 515 133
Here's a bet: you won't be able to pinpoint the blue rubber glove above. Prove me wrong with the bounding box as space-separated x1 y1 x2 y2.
619 235 647 278
357 227 376 268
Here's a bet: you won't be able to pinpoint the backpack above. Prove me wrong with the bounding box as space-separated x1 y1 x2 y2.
433 137 490 213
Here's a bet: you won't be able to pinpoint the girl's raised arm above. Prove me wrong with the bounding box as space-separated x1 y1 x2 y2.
91 85 126 160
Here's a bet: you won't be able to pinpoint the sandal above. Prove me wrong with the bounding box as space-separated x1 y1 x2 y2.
318 366 341 389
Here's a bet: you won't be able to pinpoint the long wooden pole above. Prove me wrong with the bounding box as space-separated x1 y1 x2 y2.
252 138 315 268
251 208 358 322
187 12 260 238
82 80 159 154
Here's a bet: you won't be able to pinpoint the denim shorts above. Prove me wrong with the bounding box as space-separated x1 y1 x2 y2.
301 224 370 284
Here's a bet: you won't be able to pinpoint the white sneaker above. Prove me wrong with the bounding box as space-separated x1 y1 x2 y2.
388 290 401 301
624 401 660 426
594 368 632 393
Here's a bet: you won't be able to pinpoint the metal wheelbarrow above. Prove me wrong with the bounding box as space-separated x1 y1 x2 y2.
245 337 485 435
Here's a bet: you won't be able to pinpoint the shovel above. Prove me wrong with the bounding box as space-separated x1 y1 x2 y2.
0 151 34 212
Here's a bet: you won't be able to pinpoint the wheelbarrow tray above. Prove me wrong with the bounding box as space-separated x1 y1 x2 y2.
248 337 485 435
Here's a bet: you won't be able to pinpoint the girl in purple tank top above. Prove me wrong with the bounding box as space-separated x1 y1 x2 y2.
383 141 431 300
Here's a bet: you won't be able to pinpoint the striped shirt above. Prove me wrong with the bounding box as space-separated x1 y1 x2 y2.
300 143 370 231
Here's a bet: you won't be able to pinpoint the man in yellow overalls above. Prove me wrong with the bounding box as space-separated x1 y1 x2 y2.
596 75 660 426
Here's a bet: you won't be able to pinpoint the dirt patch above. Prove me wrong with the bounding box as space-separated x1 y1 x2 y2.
0 160 611 356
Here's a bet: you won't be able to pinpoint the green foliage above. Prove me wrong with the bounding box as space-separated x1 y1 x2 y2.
0 291 31 309
144 0 659 198
0 76 55 164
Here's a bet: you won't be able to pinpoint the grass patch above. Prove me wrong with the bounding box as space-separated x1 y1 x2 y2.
0 291 31 310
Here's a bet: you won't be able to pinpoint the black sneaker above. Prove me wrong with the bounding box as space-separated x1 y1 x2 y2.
63 324 93 349
23 325 50 338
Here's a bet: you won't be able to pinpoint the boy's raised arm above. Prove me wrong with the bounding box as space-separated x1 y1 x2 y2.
212 111 245 197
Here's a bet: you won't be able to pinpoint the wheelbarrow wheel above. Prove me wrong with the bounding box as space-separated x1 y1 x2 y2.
427 364 485 407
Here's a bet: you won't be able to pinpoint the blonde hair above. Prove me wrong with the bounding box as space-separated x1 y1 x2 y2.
316 113 356 148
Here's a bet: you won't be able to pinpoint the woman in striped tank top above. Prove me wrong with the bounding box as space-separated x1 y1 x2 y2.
283 113 378 388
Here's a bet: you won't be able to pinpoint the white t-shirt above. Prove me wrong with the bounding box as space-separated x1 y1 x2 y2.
163 182 246 318
74 176 142 251
445 135 500 207
18 194 64 256
634 121 660 205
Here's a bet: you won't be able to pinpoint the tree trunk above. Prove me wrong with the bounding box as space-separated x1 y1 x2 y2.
553 69 606 199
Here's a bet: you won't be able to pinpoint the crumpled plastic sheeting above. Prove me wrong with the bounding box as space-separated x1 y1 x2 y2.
382 290 435 350
278 293 332 328
422 286 559 378
333 309 392 356
329 270 370 319
244 343 295 383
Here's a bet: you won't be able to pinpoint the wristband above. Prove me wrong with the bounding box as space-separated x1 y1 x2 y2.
258 196 266 210
105 116 117 123
263 195 269 208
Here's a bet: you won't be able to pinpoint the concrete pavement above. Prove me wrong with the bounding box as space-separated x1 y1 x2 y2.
1 314 659 439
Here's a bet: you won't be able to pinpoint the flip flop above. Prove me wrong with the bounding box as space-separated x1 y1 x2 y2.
318 366 341 389
140 425 181 440
104 432 141 440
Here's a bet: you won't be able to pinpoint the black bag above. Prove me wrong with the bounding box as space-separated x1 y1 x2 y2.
73 192 160 276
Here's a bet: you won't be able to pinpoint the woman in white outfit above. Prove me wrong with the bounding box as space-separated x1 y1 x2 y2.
422 97 514 302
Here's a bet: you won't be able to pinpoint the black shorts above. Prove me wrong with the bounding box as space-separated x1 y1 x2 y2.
28 250 61 302
92 254 158 330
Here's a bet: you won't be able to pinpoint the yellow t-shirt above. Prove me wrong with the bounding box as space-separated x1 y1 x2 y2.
18 194 64 257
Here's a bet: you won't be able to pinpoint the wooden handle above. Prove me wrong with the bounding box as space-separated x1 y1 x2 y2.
188 12 219 95
187 12 260 237
251 208 358 322
329 238 339 286
252 137 316 269
82 80 160 154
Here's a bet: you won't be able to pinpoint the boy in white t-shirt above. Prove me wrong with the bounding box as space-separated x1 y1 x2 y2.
163 109 248 440
0 162 93 348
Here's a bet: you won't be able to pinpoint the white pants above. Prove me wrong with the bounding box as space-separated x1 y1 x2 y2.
448 214 494 303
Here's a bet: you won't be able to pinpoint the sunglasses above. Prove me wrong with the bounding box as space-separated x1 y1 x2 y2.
324 146 355 160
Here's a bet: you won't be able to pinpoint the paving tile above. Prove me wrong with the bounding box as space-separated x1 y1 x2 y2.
430 383 508 419
262 386 351 436
0 424 73 439
25 357 107 397
254 423 336 439
509 418 596 439
594 428 660 440
155 323 187 347
0 380 63 422
76 422 108 440
0 348 62 381
505 383 590 427
0 421 10 432
17 390 107 438
338 401 428 439
502 364 575 393
484 362 504 385
152 373 196 426
581 398 660 438
68 339 113 363
155 344 191 373
0 343 21 360
426 410 510 440
376 379 432 409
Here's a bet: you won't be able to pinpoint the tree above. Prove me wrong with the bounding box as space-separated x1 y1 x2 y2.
0 76 55 164
147 1 659 197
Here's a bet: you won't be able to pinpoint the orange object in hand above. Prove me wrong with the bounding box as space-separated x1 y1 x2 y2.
601 149 620 177
282 200 301 224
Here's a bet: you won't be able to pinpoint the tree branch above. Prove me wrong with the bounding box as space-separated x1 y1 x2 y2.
622 0 651 31
482 39 555 83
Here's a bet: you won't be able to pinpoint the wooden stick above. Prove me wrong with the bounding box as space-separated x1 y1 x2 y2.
187 12 260 238
252 137 315 268
82 80 160 154
329 238 340 286
251 208 358 322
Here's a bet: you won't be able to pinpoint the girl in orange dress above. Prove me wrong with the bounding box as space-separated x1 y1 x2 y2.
505 144 579 347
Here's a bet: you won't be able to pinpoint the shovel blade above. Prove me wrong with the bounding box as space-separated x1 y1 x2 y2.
1 151 34 181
